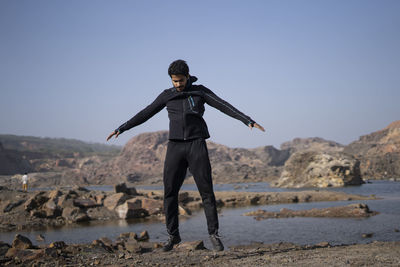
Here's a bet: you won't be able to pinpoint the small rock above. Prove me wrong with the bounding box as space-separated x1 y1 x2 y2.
362 233 374 238
36 234 45 242
49 241 67 249
44 247 58 257
316 241 330 248
125 240 142 253
99 237 113 247
179 205 192 216
177 240 205 251
119 232 137 240
12 234 33 249
137 231 149 242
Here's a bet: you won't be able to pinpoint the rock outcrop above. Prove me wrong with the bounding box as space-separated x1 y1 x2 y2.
87 131 290 185
273 151 363 188
280 137 344 153
0 142 32 175
244 203 378 220
344 120 400 179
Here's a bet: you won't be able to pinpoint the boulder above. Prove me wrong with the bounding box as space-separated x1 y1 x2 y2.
42 199 62 218
62 207 90 223
114 183 138 195
95 194 106 205
73 199 98 209
0 241 11 256
141 198 163 215
24 192 49 212
115 199 149 219
104 193 128 211
3 199 25 213
274 151 363 188
48 189 63 200
12 234 33 249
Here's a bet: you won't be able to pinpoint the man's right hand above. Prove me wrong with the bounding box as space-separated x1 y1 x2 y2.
107 130 120 141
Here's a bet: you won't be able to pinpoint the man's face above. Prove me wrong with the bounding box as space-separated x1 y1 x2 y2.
171 74 188 92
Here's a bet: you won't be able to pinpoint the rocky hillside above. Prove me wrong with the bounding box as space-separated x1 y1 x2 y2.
0 135 121 175
344 121 400 179
83 131 290 185
0 142 33 175
280 137 344 153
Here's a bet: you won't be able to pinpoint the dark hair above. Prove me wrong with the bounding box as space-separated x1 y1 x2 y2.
168 59 189 77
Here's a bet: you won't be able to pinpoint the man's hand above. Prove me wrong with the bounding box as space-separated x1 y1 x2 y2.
107 130 120 141
249 123 265 132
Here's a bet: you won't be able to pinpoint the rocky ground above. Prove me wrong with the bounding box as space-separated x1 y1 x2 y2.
1 233 400 266
0 183 376 232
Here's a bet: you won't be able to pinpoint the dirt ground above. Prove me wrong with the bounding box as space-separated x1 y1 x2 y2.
3 240 400 266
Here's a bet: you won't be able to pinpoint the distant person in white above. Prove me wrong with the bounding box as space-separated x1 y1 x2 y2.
22 172 28 191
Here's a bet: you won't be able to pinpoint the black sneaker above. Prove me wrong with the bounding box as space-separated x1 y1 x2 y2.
162 235 181 252
209 233 224 251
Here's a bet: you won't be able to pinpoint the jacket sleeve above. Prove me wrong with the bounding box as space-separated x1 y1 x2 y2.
202 86 255 126
116 91 166 134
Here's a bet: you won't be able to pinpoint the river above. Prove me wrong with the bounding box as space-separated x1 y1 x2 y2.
1 180 400 249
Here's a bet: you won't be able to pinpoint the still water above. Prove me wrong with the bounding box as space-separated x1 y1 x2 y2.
1 180 400 248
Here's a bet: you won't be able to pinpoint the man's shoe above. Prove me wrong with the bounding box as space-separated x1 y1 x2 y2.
209 234 224 251
162 235 181 252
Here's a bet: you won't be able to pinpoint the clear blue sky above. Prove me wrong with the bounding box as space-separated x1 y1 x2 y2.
1 0 399 149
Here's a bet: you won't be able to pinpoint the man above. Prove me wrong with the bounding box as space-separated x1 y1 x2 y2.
107 60 265 251
22 172 28 191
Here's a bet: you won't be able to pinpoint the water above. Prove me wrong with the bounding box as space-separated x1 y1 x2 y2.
1 180 400 248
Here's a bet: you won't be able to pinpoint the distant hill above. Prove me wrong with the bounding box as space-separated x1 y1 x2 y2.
0 134 121 157
0 134 121 175
2 121 399 187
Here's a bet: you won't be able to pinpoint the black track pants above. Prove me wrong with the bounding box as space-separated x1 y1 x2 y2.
163 138 219 236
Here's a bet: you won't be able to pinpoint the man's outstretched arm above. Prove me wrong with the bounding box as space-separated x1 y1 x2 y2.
202 87 265 132
107 92 166 141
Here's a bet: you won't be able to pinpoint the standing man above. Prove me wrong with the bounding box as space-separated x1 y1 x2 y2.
107 60 265 251
22 172 28 192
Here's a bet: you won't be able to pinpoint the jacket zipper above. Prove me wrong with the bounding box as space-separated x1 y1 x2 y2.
182 98 186 140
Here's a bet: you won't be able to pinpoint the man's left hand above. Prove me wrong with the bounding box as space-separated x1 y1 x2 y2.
249 123 265 132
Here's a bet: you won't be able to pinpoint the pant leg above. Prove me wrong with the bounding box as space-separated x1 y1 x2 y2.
163 141 188 237
187 138 219 235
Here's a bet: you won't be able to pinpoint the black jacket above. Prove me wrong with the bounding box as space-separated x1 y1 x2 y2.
116 76 256 140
